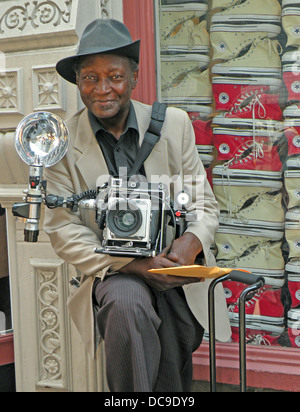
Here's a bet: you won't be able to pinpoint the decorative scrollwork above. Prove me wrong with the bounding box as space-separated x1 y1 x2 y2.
0 4 29 34
0 0 72 34
100 0 111 19
31 0 72 29
37 269 62 383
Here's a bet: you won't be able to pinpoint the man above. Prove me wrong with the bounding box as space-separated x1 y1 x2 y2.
44 19 231 392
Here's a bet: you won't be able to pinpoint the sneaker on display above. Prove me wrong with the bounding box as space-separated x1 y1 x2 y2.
161 0 207 5
223 279 248 305
213 92 283 123
183 105 213 118
230 315 285 335
283 103 300 118
287 309 300 348
193 119 214 155
212 114 283 130
282 6 300 48
212 143 283 180
284 169 300 209
228 286 284 324
161 56 211 104
285 209 300 260
215 225 285 272
212 0 241 10
231 326 283 345
282 50 300 102
212 126 282 161
212 0 282 24
160 11 209 53
287 274 300 309
283 65 300 102
210 23 281 61
284 126 300 157
286 157 300 169
212 38 282 77
213 178 284 228
212 76 282 112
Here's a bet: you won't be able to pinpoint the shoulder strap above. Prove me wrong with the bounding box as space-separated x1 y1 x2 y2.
128 102 167 178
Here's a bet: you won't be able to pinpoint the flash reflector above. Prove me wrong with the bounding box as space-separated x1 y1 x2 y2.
15 111 69 167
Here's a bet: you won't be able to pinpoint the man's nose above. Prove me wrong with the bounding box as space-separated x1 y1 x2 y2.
94 78 111 93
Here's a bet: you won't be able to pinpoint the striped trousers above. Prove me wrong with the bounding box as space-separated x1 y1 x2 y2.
93 273 204 392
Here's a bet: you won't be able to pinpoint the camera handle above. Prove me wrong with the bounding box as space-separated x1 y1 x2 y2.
44 190 97 212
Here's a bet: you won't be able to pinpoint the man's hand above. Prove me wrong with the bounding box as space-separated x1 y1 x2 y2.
119 232 204 291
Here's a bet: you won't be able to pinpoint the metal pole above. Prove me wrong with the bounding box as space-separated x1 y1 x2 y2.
238 280 265 392
208 274 230 392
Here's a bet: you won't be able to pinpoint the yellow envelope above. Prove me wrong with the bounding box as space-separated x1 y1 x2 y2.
148 265 249 279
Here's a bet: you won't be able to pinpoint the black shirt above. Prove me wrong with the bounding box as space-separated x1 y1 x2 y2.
88 102 145 178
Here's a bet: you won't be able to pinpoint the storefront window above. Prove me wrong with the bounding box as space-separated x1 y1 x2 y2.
155 0 300 349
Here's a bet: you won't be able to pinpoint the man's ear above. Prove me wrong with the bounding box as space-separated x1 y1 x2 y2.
132 70 139 89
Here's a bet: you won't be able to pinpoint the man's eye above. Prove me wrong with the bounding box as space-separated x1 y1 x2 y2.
83 75 96 81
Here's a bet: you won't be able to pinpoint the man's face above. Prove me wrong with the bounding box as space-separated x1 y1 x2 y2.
77 54 138 121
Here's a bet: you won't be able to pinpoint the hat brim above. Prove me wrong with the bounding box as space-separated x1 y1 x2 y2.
56 40 140 84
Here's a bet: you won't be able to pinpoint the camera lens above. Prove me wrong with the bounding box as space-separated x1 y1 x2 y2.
107 200 142 237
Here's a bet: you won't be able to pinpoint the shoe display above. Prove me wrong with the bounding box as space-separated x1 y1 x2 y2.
212 0 281 24
283 103 300 117
284 126 300 157
284 169 300 209
212 126 282 161
285 209 300 260
286 260 300 308
288 274 300 309
161 56 211 104
210 23 281 61
160 9 209 53
212 114 283 130
212 0 241 11
213 92 283 122
287 309 300 348
156 0 300 350
212 38 282 77
282 6 300 48
228 286 284 323
213 143 283 180
223 279 248 305
215 225 284 272
192 119 214 154
213 178 284 228
231 327 282 345
282 50 300 102
185 105 213 118
212 76 282 112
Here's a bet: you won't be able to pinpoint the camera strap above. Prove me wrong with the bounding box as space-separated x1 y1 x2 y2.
128 101 167 178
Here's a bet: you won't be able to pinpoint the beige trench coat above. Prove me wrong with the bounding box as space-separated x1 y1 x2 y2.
43 101 231 357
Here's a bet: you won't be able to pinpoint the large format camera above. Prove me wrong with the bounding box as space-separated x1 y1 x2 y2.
95 177 171 257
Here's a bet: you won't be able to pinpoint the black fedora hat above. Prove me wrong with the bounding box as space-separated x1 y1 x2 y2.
56 19 140 84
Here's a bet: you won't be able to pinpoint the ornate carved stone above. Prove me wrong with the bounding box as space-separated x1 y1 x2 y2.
0 69 23 114
31 258 71 390
32 65 66 111
0 0 79 52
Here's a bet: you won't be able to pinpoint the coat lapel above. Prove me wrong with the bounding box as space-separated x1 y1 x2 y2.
74 109 109 190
